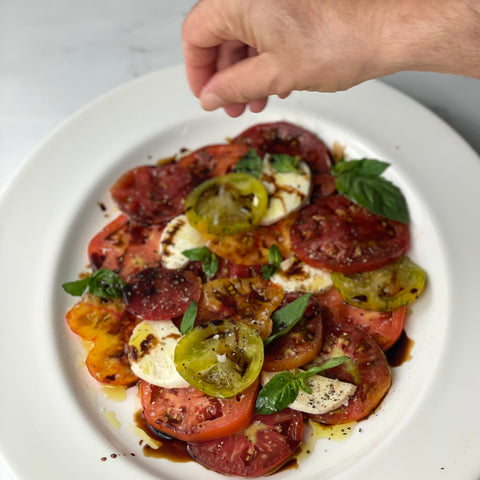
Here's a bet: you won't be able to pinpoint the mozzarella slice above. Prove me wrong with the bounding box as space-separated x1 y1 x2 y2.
259 155 312 226
160 214 205 269
270 256 332 293
261 371 357 415
128 320 189 388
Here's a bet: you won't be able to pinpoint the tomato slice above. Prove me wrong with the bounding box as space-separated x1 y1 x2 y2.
176 143 251 179
317 287 406 351
187 409 304 477
232 121 332 175
204 213 296 266
88 214 164 280
291 194 409 274
123 266 201 321
140 379 258 442
184 173 268 236
263 294 324 371
307 318 391 424
110 163 197 225
174 319 264 398
331 256 426 311
66 295 140 386
197 277 284 339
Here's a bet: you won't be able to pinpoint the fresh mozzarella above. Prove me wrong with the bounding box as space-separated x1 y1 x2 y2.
159 214 205 269
261 370 357 415
270 256 332 293
259 155 312 226
127 320 190 388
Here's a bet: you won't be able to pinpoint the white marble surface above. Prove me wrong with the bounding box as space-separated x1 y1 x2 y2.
1 1 480 479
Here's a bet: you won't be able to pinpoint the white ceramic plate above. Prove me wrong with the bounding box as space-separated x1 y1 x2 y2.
1 65 480 480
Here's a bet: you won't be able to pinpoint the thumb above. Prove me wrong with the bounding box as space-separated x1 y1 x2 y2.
199 53 290 111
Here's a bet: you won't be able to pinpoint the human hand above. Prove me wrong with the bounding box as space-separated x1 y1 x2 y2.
182 0 480 117
182 0 393 116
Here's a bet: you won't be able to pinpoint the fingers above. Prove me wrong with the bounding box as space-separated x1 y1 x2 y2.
199 53 287 110
182 0 236 98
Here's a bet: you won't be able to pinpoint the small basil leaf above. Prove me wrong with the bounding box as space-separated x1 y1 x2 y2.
299 356 350 380
331 158 409 224
264 293 311 346
255 372 298 414
180 300 197 335
202 253 218 279
233 149 263 178
182 246 211 262
88 268 125 299
62 268 125 299
270 153 302 174
62 277 90 296
183 247 218 279
262 244 283 280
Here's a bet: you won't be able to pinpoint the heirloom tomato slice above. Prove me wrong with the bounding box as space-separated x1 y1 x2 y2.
66 294 140 386
331 256 426 311
174 319 264 399
187 409 304 477
317 288 406 351
141 379 258 442
291 195 408 274
184 173 268 236
307 318 391 424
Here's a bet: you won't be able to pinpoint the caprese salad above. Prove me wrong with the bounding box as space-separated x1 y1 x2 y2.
63 121 426 477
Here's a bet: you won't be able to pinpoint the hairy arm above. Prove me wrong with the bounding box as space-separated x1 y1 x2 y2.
182 0 480 115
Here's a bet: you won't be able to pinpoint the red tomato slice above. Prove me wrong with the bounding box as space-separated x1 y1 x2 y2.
263 294 324 371
176 143 251 179
123 266 201 320
110 163 197 225
187 409 304 477
232 121 332 175
88 214 163 280
140 380 258 442
291 194 408 274
88 214 130 274
316 288 406 351
307 318 391 424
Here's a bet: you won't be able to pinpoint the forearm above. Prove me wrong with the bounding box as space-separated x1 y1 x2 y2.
378 0 480 78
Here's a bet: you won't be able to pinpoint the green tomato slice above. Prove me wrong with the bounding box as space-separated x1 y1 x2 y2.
174 319 264 399
184 173 268 235
331 256 426 312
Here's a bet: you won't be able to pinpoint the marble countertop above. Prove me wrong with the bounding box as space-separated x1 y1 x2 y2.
1 1 479 479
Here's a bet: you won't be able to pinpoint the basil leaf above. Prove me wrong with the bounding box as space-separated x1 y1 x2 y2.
298 356 350 382
62 277 90 296
262 244 283 280
233 149 263 178
331 158 409 224
255 371 298 415
264 293 311 346
180 300 197 335
271 153 302 174
255 356 350 414
183 247 218 279
62 268 125 299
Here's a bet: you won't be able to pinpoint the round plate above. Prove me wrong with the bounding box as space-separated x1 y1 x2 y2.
1 65 479 480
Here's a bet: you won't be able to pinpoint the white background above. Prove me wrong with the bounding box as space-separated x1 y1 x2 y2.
1 1 480 479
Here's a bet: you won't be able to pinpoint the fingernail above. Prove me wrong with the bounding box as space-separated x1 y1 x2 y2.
200 92 224 111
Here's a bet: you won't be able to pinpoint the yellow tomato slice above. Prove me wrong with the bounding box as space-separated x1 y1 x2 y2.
174 319 264 399
331 256 426 312
185 173 268 235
